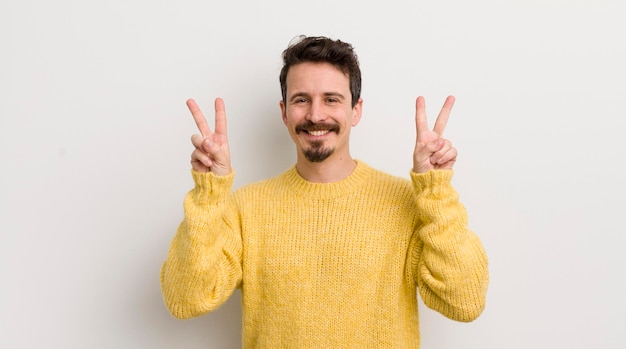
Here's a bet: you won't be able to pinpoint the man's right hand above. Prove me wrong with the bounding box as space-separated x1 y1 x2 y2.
187 98 232 176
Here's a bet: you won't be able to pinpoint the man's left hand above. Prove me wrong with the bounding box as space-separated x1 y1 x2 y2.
412 95 458 173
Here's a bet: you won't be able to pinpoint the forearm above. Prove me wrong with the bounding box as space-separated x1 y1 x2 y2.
160 170 242 319
410 170 489 322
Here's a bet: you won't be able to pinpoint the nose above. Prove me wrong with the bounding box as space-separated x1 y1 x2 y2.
306 99 327 123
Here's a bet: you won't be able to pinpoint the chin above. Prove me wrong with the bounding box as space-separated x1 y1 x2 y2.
303 147 334 163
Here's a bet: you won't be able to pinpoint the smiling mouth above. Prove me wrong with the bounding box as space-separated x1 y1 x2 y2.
306 130 330 136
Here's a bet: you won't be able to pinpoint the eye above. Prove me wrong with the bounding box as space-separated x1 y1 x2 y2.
325 97 339 103
293 97 308 104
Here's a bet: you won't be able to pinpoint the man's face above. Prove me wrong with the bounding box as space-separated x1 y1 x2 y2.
280 62 362 163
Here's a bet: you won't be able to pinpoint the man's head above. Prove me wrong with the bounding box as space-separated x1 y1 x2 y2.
279 36 361 108
279 36 363 165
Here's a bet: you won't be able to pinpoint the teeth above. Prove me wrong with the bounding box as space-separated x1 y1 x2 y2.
308 130 329 136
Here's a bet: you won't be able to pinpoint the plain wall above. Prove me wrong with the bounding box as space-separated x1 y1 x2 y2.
2 0 625 347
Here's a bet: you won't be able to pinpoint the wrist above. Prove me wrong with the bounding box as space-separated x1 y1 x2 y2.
211 165 233 177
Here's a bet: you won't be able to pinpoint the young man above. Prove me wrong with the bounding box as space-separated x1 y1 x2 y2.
161 36 489 348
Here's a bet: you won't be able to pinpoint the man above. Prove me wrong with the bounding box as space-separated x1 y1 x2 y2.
161 36 489 348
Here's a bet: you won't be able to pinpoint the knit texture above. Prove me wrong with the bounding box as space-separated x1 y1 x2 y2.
161 160 488 348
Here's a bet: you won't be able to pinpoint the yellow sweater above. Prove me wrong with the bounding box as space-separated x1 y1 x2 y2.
161 161 488 348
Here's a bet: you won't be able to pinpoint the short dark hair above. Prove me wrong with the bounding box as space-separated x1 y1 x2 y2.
279 36 361 107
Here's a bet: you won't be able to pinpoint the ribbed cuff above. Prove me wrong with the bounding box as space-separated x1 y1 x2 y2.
190 169 235 204
410 169 454 198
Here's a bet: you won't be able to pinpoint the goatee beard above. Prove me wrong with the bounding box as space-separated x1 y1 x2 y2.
303 140 334 162
296 120 339 162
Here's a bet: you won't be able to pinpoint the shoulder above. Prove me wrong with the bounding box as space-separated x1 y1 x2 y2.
355 162 418 219
357 161 414 198
360 161 411 186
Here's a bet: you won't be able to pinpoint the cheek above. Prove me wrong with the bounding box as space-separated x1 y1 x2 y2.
286 109 306 124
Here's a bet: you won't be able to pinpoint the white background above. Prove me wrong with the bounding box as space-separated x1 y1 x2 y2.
2 0 625 348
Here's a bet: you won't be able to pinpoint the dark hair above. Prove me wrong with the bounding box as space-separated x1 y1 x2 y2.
279 36 361 107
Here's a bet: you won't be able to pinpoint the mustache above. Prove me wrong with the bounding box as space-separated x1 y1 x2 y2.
295 121 340 134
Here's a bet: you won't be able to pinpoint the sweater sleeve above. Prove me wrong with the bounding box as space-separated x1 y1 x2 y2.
408 170 489 322
160 170 243 319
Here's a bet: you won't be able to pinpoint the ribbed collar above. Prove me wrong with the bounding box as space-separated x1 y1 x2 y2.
281 160 373 200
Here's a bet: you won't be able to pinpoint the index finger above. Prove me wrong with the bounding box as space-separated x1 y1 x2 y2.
186 98 212 137
213 97 227 136
432 95 455 136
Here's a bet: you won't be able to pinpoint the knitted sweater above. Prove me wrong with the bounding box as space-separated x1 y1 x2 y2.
161 160 489 348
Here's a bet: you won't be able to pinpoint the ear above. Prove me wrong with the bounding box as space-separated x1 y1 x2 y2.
351 98 363 127
279 100 287 125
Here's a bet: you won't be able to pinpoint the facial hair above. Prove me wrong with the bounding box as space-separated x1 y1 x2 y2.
303 140 334 162
295 121 340 163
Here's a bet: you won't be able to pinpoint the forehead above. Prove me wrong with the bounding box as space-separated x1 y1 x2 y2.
286 62 350 94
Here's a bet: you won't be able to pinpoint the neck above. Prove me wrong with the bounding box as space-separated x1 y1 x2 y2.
295 153 357 183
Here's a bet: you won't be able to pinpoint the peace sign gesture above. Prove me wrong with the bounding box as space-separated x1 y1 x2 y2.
413 95 458 173
187 98 232 176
